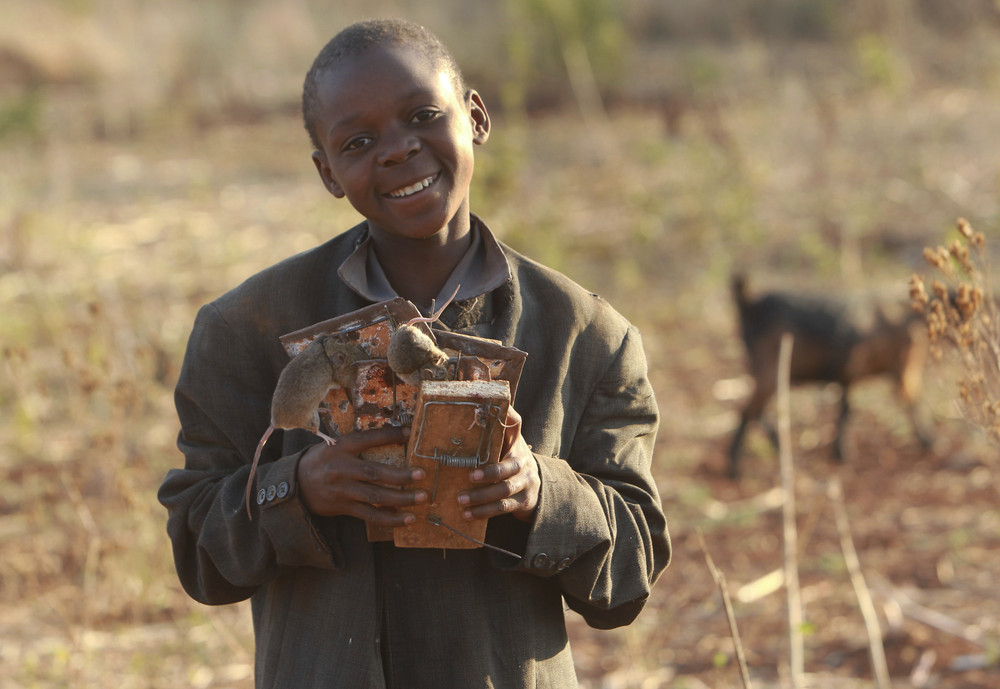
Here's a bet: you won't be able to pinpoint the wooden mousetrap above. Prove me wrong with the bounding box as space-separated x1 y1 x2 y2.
279 298 526 549
395 379 510 549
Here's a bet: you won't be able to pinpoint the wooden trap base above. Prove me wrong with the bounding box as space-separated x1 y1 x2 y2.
393 380 510 549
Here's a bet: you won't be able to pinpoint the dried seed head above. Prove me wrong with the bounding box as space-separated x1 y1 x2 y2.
955 284 980 321
923 246 945 269
918 218 1000 444
949 239 973 273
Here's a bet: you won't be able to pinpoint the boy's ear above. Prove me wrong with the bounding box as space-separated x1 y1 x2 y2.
466 89 490 145
311 150 345 198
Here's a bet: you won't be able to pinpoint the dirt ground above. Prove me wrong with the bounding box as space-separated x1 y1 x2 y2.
3 45 1000 686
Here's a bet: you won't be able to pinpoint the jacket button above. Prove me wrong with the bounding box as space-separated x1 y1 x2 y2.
555 557 572 572
256 488 267 505
266 484 277 501
276 481 289 498
532 553 551 569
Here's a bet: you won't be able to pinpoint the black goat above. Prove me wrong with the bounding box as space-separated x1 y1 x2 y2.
727 274 932 478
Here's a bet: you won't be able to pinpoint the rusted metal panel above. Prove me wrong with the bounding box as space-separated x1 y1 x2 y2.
277 298 526 549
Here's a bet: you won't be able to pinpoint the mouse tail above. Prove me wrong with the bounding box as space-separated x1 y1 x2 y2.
245 424 275 520
402 283 461 327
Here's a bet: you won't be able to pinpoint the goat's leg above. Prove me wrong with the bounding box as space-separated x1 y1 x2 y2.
900 391 934 451
898 352 934 451
832 387 851 463
727 384 772 478
909 404 934 450
760 419 780 450
727 414 751 479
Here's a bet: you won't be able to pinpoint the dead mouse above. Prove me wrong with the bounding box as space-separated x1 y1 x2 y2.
244 335 367 518
387 285 459 387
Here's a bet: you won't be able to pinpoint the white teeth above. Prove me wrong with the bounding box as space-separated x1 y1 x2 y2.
389 175 434 198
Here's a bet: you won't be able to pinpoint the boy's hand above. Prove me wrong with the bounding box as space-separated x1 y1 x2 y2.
457 407 540 523
297 426 427 527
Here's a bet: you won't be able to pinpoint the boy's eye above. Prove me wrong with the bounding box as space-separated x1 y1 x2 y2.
342 136 373 153
411 109 441 124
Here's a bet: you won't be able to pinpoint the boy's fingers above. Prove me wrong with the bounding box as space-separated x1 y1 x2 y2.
349 456 425 485
501 407 523 453
334 426 410 453
305 471 427 517
468 455 522 483
459 450 540 521
459 475 522 507
312 454 424 488
460 494 525 521
341 482 427 508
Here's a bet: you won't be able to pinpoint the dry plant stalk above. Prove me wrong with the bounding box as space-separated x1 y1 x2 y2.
910 218 1000 442
776 333 804 687
827 478 891 689
698 530 754 689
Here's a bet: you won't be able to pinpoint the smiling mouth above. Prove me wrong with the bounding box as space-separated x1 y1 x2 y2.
387 174 438 198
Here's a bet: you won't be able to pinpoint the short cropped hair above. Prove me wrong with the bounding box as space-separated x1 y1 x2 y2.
302 18 466 152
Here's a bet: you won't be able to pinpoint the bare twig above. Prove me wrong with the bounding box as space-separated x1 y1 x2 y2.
776 332 804 686
828 478 891 689
873 583 985 645
698 530 753 689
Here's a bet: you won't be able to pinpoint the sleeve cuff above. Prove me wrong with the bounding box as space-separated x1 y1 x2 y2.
254 448 339 568
495 452 606 577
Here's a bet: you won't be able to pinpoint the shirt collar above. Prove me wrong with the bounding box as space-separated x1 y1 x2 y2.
338 214 512 309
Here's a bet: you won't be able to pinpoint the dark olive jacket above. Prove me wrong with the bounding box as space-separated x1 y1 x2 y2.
159 219 670 689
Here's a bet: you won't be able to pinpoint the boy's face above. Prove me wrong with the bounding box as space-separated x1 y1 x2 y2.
311 44 489 242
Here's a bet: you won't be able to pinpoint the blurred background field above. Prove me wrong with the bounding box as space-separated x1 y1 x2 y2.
2 1 999 687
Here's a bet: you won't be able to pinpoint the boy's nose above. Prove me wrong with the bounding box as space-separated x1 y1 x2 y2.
378 133 420 166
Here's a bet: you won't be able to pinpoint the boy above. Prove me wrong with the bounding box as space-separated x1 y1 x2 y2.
159 18 670 689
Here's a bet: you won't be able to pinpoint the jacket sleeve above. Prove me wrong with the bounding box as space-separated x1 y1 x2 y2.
500 323 670 629
157 303 343 605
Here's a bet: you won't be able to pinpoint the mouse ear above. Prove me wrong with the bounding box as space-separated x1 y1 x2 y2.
321 336 351 366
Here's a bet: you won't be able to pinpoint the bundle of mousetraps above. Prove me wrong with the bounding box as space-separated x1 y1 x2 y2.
280 298 526 549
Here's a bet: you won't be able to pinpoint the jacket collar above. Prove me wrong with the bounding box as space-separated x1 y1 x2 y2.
337 213 512 313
